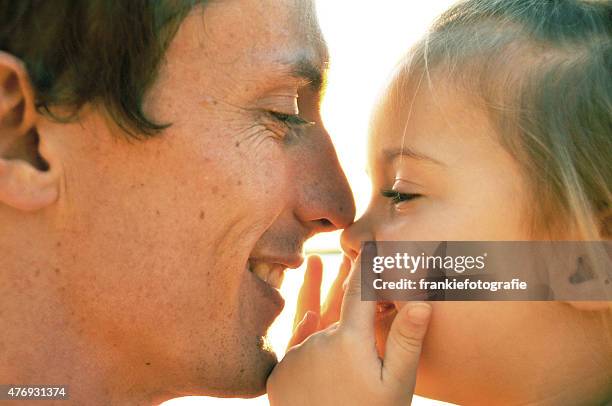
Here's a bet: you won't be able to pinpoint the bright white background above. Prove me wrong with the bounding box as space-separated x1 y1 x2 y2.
165 2 456 405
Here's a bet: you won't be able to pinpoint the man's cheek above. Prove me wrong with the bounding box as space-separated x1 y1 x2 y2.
246 149 290 202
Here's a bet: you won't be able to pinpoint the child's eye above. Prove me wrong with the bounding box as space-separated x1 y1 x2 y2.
381 189 422 205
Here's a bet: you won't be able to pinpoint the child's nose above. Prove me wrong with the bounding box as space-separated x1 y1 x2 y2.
340 218 373 261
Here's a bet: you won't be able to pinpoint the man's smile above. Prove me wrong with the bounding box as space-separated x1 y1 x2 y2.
249 262 287 289
247 254 304 290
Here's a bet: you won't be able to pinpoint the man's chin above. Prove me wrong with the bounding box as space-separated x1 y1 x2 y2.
236 336 278 398
198 336 278 399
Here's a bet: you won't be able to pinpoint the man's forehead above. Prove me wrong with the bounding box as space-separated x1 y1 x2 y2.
288 0 329 61
238 0 328 69
174 0 328 87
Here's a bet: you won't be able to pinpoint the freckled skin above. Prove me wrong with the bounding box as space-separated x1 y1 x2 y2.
0 0 354 404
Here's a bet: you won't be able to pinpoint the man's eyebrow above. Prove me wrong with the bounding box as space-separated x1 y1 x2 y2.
285 57 327 91
383 147 445 166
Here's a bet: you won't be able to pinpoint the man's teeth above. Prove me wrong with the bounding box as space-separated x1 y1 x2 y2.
251 263 285 289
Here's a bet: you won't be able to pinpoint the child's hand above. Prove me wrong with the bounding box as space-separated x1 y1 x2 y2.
268 252 432 406
287 254 352 349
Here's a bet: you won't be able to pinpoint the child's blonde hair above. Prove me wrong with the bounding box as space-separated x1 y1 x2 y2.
389 0 611 240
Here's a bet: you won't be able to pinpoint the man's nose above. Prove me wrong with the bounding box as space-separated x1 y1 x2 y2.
293 137 356 234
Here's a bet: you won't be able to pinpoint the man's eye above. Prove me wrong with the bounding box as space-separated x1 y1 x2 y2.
268 111 314 128
380 189 422 204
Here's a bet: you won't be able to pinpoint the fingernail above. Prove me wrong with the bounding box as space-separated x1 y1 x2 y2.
406 303 432 325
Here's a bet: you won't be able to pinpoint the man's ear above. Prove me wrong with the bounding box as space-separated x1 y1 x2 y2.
0 51 59 211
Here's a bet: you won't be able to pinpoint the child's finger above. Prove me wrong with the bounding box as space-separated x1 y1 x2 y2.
320 255 352 328
287 311 320 349
339 249 376 338
293 255 323 331
382 302 432 389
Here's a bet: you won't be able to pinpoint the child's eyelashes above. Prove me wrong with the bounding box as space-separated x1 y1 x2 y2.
380 188 423 205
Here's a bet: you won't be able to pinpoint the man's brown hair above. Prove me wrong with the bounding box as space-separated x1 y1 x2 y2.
0 0 205 138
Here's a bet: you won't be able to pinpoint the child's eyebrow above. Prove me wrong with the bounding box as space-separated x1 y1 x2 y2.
382 147 445 166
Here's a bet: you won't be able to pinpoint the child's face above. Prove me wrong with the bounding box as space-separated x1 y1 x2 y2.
341 80 608 404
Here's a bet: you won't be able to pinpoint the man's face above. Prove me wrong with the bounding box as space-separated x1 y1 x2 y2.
44 0 354 398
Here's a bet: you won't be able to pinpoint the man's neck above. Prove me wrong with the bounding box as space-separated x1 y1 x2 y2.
0 262 163 405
